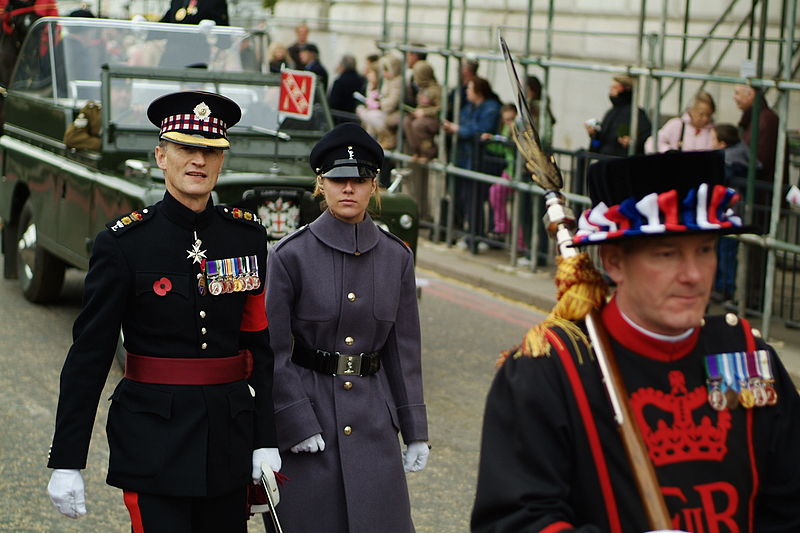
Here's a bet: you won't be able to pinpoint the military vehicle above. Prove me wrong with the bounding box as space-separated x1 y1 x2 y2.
0 17 418 304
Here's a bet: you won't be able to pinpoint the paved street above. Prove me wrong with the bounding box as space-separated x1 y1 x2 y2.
0 263 546 532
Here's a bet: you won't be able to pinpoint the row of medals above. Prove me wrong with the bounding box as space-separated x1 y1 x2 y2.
174 2 198 21
704 350 778 411
197 255 261 296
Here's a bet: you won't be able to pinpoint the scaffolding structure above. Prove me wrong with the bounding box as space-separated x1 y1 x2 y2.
246 0 798 337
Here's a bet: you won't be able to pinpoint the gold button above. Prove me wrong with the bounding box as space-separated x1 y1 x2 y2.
201 342 208 350
725 313 738 326
201 327 207 335
343 425 352 436
347 292 356 302
354 251 361 256
344 336 354 345
751 327 762 338
343 381 353 390
200 310 207 319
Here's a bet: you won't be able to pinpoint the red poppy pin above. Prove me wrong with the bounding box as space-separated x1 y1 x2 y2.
153 277 173 296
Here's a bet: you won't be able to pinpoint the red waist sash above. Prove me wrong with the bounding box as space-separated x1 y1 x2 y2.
124 350 253 385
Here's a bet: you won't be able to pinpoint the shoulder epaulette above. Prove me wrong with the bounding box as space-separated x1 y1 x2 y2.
704 312 766 345
217 205 263 228
376 225 412 254
106 206 154 236
271 224 309 252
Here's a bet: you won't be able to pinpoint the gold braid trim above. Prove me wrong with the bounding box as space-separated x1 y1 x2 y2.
496 253 608 368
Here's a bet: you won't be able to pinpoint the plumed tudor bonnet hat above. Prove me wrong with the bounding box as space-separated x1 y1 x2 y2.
147 91 241 150
572 151 754 246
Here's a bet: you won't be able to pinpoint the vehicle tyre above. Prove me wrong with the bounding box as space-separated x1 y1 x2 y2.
16 201 65 303
2 223 18 279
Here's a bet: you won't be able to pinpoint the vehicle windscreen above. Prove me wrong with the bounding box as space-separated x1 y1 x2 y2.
108 75 330 134
11 18 331 138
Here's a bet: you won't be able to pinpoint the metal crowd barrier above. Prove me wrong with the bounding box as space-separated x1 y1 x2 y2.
386 145 800 330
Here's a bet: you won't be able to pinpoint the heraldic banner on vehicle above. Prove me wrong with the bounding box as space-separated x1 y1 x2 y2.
279 69 316 121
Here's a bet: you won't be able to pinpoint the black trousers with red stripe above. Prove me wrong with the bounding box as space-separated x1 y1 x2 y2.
123 486 248 533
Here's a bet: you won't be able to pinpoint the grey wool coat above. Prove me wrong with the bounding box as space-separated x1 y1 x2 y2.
266 209 428 533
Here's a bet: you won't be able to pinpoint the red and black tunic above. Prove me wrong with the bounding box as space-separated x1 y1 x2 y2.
472 297 800 533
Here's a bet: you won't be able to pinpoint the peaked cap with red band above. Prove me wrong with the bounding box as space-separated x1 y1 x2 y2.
147 90 241 150
573 151 756 246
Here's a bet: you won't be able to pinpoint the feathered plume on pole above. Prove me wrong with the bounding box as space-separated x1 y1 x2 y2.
497 35 673 530
496 35 607 364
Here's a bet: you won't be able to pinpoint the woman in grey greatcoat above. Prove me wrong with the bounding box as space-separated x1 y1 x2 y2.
263 123 430 533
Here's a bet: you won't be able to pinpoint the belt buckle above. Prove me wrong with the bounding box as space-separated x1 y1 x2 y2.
336 353 361 375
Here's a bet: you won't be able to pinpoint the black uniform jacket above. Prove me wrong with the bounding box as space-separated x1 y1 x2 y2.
472 297 800 532
48 192 277 498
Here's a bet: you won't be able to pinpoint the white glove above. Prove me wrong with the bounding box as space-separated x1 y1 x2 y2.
47 469 87 518
403 441 430 472
252 448 281 482
290 433 325 454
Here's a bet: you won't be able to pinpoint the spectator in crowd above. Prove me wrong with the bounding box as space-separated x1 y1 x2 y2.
734 84 779 179
484 104 523 246
288 22 311 68
733 85 778 312
403 43 428 108
645 90 716 153
585 74 651 156
299 43 328 92
267 41 290 73
402 60 441 162
710 123 754 303
328 54 366 124
447 56 480 121
160 0 228 25
525 75 556 133
443 77 502 252
443 77 501 169
713 123 754 180
362 53 381 91
357 54 403 150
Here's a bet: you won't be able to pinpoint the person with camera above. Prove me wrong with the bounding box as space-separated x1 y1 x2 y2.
585 74 651 156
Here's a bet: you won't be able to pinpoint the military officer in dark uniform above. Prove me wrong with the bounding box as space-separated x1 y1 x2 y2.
264 123 429 533
47 90 280 532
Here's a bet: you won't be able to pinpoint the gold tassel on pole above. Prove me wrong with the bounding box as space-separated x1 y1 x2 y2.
497 253 608 366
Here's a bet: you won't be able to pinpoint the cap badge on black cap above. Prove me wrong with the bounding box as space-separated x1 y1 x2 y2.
194 102 211 121
347 146 354 159
147 90 241 150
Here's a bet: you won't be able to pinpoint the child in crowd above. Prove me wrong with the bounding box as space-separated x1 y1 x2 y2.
484 104 521 241
710 123 753 302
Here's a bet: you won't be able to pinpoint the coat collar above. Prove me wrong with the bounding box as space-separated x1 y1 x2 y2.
160 191 214 230
601 296 700 362
309 209 380 255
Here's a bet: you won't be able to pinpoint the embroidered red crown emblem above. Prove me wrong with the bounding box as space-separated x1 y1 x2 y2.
629 370 730 466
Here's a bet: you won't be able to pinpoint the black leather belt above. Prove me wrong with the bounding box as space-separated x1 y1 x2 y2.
292 344 381 376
